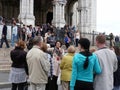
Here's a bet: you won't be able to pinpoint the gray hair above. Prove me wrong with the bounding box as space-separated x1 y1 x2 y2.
33 36 43 45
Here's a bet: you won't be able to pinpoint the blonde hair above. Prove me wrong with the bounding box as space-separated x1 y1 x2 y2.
67 45 75 53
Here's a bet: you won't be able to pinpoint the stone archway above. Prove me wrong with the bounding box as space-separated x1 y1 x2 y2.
65 0 78 25
34 0 54 25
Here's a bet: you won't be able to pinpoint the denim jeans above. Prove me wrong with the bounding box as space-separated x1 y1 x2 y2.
11 34 18 47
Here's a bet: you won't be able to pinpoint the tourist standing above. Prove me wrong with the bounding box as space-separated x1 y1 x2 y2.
74 30 80 47
70 38 101 90
21 24 27 41
64 34 70 49
109 33 114 47
9 40 28 90
112 46 120 90
40 43 54 90
60 46 75 90
94 35 118 90
0 21 9 48
47 32 56 47
11 22 18 47
26 25 32 41
52 41 64 90
26 36 50 90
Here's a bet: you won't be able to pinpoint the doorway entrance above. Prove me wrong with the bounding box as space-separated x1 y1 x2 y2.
46 12 53 25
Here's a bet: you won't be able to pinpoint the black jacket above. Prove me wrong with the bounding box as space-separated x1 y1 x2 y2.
114 56 120 86
10 47 28 75
2 25 7 36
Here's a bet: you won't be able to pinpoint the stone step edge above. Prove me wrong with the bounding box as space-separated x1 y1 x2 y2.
0 64 11 66
0 69 10 72
0 66 11 68
0 82 11 89
0 64 11 67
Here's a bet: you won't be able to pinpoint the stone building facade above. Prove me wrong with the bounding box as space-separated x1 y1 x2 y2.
0 0 96 34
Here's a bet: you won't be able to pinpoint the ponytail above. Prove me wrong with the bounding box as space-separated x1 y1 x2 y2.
84 56 89 69
83 50 91 69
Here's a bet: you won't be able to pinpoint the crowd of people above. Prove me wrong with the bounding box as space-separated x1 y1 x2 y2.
0 18 81 49
0 19 120 90
8 34 120 90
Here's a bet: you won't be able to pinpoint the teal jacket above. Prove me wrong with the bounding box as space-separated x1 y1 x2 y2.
70 53 101 90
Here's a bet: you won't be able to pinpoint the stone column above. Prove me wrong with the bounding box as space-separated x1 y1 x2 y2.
90 0 96 32
78 0 96 37
52 0 67 28
18 0 35 26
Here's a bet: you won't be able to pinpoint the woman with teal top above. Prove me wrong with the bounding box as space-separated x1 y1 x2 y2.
70 38 101 90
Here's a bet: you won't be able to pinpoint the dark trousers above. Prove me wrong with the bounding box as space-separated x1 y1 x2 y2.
65 43 70 49
0 36 9 48
75 39 79 47
74 80 93 90
46 77 54 90
46 76 58 90
52 75 58 90
22 34 26 41
12 82 28 90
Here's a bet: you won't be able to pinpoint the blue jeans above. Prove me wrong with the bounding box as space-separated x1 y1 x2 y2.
11 34 18 47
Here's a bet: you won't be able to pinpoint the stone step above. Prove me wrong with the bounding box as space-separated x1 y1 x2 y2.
0 63 11 71
0 61 11 66
0 47 12 71
0 61 11 71
0 66 11 71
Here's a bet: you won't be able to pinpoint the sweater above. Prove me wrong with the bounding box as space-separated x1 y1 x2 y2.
70 53 101 90
60 53 74 81
10 47 28 75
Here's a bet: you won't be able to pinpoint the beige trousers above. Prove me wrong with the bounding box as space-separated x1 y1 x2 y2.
30 83 46 90
61 81 70 90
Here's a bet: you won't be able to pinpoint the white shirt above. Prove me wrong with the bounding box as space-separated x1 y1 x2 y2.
12 26 18 36
75 32 80 39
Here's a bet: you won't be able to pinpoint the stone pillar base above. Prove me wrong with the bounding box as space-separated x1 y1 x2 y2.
52 19 66 28
18 14 35 26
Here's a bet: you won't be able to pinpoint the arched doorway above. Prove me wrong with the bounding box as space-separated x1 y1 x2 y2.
46 12 53 25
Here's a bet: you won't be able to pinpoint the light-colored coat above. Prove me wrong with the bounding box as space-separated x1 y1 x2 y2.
26 45 50 84
94 48 118 90
60 53 74 81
